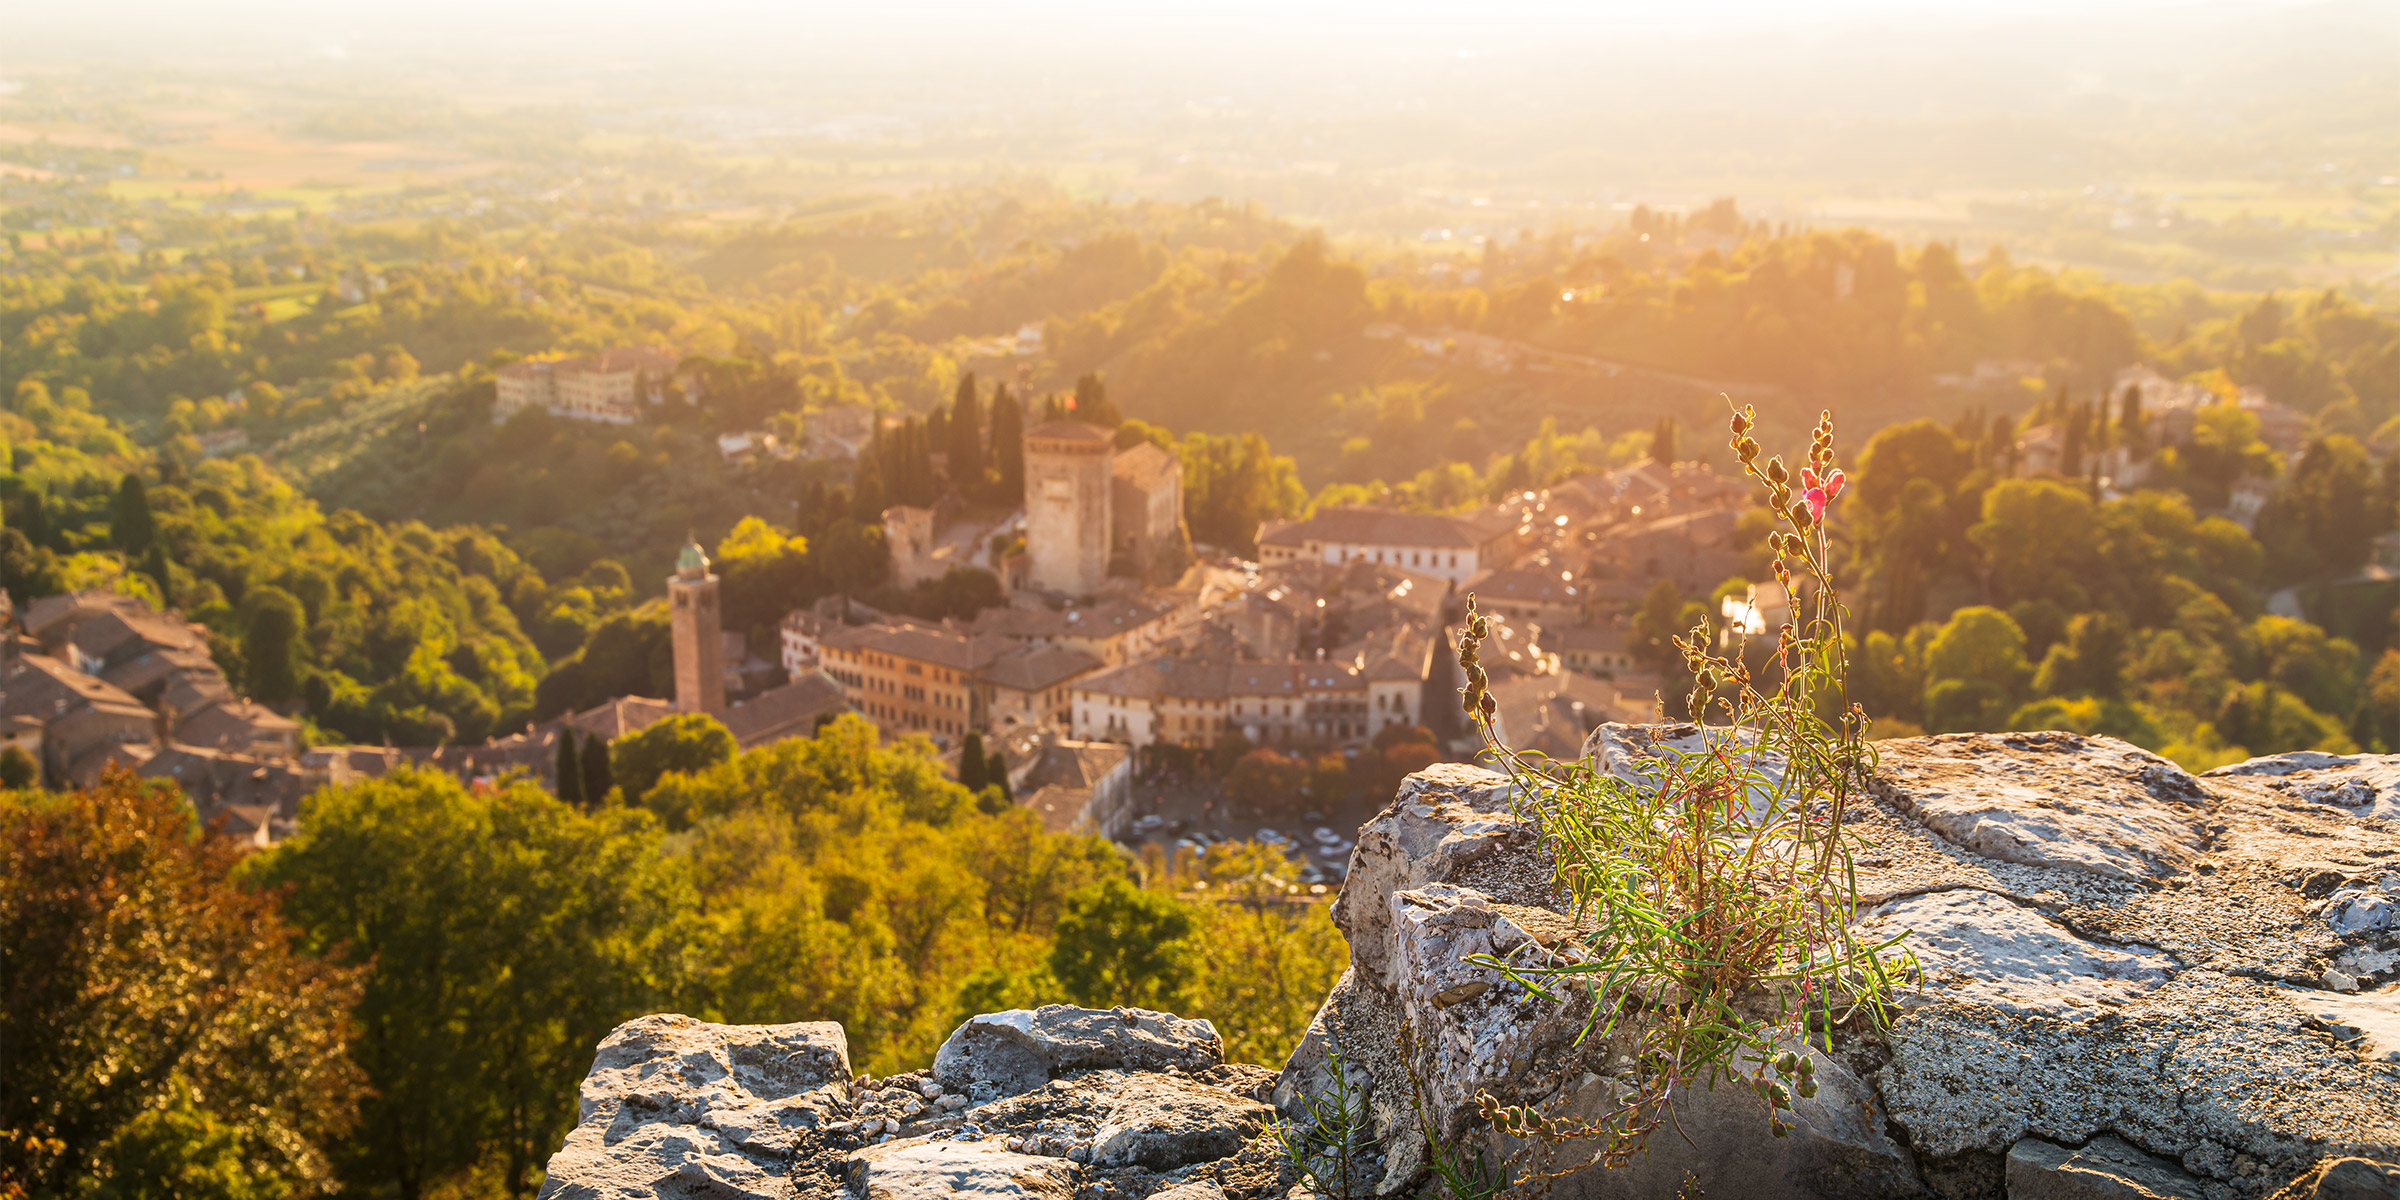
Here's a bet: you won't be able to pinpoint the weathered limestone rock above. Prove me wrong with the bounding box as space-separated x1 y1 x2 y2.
2267 1156 2400 1200
2210 753 2400 823
1872 732 2212 882
536 1014 851 1200
1858 888 2178 1016
1276 733 2400 1200
539 732 2400 1200
843 1137 1074 1198
1086 1074 1273 1170
2007 1135 2211 1200
930 1005 1225 1098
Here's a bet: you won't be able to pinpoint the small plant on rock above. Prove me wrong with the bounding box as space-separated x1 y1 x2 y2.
1456 405 1913 1173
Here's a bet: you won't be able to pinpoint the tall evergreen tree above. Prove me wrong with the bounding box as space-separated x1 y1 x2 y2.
139 543 173 602
555 726 584 806
1652 417 1679 467
927 403 950 462
990 385 1026 501
959 729 987 792
580 733 614 805
111 474 155 554
949 374 985 485
1073 373 1122 429
986 747 1011 802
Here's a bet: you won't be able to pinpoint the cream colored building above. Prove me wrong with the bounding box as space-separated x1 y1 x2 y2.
495 347 679 424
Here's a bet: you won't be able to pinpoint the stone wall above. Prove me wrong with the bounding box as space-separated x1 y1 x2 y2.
538 727 2400 1199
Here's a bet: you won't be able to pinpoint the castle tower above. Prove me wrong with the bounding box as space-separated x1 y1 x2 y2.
1023 421 1113 596
668 538 726 716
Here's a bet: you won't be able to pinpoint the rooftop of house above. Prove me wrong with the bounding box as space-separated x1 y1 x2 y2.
173 698 302 752
1025 420 1113 445
1018 738 1131 795
1258 506 1514 551
719 674 849 750
1111 441 1179 490
0 653 148 722
1466 565 1581 606
983 644 1106 693
969 595 1181 641
568 696 676 742
823 624 1014 674
1020 784 1095 835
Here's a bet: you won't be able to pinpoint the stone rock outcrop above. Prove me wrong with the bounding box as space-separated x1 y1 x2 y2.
933 1005 1227 1100
1276 727 2400 1200
541 727 2400 1199
538 1014 852 1200
539 1006 1285 1200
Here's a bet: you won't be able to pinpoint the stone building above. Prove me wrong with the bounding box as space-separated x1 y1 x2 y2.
494 347 679 425
1023 421 1114 596
1109 441 1186 579
1256 506 1517 582
668 539 726 716
882 505 940 587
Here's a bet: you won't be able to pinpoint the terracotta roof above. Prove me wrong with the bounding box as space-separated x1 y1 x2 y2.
983 645 1105 693
1466 566 1579 606
568 696 674 741
1022 785 1094 834
1019 738 1130 793
101 646 222 699
1549 623 1628 652
69 608 208 666
1111 442 1178 491
1026 420 1111 444
831 625 1012 673
1258 507 1509 551
0 654 146 721
719 674 849 750
173 699 301 753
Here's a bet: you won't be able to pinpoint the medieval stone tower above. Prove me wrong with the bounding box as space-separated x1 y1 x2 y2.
1023 421 1113 596
669 538 726 716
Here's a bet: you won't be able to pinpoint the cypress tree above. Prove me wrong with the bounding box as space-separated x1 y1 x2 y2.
960 729 987 792
1072 373 1121 429
927 402 950 462
555 726 584 806
949 374 984 484
112 474 155 554
140 543 173 602
581 733 614 805
989 385 1026 503
1652 417 1679 467
986 748 1011 802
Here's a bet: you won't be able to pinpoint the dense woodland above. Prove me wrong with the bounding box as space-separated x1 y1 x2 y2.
2 716 1339 1198
2 182 2399 1198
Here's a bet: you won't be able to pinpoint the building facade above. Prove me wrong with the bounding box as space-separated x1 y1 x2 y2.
1255 506 1517 582
1110 441 1186 578
494 347 680 424
1024 421 1114 596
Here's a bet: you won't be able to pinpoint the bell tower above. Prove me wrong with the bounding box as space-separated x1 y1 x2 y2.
669 538 725 716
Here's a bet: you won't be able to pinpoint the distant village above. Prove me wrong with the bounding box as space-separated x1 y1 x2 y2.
4 345 2347 870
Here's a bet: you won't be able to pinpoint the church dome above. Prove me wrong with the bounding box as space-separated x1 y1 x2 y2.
677 539 710 578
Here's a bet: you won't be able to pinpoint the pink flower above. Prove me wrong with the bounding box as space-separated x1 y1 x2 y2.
1804 486 1828 524
1824 468 1846 499
1800 467 1820 491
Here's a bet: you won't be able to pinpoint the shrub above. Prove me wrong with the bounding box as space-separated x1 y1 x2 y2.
1457 406 1911 1171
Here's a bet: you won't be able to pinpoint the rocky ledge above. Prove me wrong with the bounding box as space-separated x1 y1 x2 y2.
539 729 2400 1199
536 1003 1286 1200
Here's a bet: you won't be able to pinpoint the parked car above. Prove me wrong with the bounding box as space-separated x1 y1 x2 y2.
1311 827 1341 845
1134 814 1165 833
1256 828 1289 846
